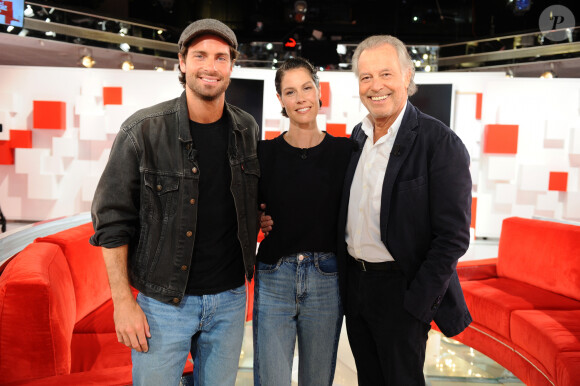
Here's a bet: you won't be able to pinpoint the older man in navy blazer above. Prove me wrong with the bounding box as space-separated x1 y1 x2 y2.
337 35 472 385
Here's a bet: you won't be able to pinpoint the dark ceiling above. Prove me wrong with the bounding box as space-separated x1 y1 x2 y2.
34 0 580 46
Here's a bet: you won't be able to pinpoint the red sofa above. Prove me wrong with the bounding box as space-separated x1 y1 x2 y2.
450 217 580 386
0 223 194 385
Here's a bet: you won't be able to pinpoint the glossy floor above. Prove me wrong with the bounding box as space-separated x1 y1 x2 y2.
234 321 523 386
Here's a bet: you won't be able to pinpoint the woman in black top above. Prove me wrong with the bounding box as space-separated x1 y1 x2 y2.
253 58 356 386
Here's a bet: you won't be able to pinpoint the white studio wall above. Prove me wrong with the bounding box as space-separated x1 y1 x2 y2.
0 65 579 237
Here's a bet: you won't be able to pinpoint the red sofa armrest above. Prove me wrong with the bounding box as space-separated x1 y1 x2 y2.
457 258 497 281
0 243 76 383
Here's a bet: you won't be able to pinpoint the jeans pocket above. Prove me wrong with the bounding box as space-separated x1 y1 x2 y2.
315 253 338 276
228 284 247 295
256 260 281 273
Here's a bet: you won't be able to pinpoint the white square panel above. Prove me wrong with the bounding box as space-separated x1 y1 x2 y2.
81 176 99 202
571 127 580 154
536 191 559 211
53 136 79 158
512 204 535 218
41 155 65 175
519 164 549 191
80 114 107 141
564 192 580 219
487 156 517 181
104 105 132 134
545 119 569 140
81 77 103 97
494 183 516 204
75 95 103 115
27 173 58 200
14 148 50 174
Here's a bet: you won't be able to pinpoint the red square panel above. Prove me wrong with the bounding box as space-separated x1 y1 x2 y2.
0 141 14 165
549 172 568 191
9 130 33 149
264 131 280 140
326 123 347 137
475 93 482 120
320 82 330 108
103 87 123 105
33 101 66 130
483 124 518 154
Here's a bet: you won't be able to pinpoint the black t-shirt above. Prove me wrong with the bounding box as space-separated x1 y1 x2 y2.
257 132 357 264
186 114 245 295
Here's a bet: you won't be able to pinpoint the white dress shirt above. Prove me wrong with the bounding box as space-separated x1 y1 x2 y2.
346 103 407 262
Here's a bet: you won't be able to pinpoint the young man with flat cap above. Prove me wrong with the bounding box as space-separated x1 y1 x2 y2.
90 18 260 385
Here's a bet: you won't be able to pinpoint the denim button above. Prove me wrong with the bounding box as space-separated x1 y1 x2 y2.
192 167 198 174
156 184 162 191
172 298 180 304
186 231 193 237
186 143 191 150
190 198 195 205
181 265 188 271
298 254 304 261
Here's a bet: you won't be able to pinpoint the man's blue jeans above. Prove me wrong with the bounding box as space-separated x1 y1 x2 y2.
253 252 343 386
132 285 247 386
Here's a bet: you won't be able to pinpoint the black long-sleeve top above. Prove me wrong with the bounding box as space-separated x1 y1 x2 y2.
257 132 357 264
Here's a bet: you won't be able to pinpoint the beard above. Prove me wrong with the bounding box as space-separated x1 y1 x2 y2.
187 70 231 101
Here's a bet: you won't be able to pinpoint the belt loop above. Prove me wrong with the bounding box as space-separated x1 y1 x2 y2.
360 260 366 272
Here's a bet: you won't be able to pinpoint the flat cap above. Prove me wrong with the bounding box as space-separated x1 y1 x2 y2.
178 18 238 52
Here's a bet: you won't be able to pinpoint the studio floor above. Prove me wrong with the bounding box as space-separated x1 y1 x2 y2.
235 323 523 386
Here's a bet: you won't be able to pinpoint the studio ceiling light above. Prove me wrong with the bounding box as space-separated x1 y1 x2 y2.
81 55 95 68
121 59 134 71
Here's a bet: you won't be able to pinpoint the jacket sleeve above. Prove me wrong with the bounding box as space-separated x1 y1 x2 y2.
90 129 141 249
403 131 472 324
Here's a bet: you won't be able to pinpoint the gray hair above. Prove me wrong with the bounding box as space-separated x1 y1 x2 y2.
352 35 417 96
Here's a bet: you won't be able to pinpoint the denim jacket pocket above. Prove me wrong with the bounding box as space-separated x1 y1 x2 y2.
241 156 261 178
143 172 180 223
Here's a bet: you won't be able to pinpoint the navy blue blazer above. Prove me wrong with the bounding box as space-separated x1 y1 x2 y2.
338 101 472 337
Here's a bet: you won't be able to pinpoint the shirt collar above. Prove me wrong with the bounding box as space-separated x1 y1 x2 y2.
360 101 408 143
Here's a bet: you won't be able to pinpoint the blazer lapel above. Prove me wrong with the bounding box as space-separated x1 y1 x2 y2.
379 103 418 241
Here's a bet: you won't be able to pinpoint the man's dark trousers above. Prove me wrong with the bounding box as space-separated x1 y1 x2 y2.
345 259 430 386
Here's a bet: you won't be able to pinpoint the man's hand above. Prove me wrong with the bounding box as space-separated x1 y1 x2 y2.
102 245 151 352
113 296 151 352
259 203 273 236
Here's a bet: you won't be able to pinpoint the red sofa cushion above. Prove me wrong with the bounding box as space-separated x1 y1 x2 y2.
511 310 580 378
3 365 133 385
557 352 580 386
0 243 76 383
457 258 497 281
74 287 138 334
497 217 580 300
70 332 132 373
461 278 580 338
36 223 111 323
74 298 116 333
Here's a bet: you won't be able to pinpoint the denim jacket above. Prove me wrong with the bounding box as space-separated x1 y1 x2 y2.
90 91 260 305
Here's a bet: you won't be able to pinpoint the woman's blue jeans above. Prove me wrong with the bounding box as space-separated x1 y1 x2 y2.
253 252 343 386
132 285 247 386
